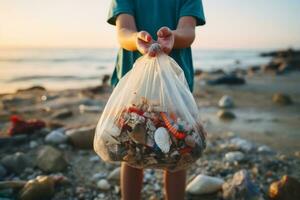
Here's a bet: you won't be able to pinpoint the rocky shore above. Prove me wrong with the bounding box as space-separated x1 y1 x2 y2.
0 49 300 200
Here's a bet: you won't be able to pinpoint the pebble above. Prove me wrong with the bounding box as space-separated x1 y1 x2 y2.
1 152 32 174
272 93 293 105
45 129 68 144
97 179 111 190
79 104 102 113
230 137 254 152
36 145 68 172
65 126 95 149
218 95 234 108
225 151 245 162
92 172 106 181
29 141 39 149
107 167 120 181
257 145 273 154
89 156 100 163
186 174 224 195
217 110 236 120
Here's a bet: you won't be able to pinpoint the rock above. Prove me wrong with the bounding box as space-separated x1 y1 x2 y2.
36 146 67 172
107 167 121 181
97 179 110 190
222 170 263 200
272 93 293 105
65 126 95 149
257 145 273 154
45 129 68 144
17 86 46 93
51 109 73 119
218 95 234 108
186 174 224 195
225 151 245 162
1 152 32 174
79 104 102 113
29 141 39 149
19 176 55 200
217 110 236 120
92 172 106 181
269 175 300 200
207 75 246 85
0 164 7 178
0 135 28 147
230 137 254 152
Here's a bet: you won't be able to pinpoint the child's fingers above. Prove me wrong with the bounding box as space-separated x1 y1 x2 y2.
157 27 172 38
137 31 152 42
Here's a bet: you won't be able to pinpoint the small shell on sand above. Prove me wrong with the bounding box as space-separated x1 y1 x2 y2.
154 127 171 153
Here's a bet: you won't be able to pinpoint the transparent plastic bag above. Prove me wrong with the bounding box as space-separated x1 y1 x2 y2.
93 49 207 171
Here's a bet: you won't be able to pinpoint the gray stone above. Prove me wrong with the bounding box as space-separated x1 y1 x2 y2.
36 146 67 172
45 129 68 144
1 152 32 174
65 126 95 149
29 141 39 149
217 110 236 120
79 104 102 113
186 174 224 195
230 137 254 152
218 95 234 108
257 145 273 154
225 151 245 162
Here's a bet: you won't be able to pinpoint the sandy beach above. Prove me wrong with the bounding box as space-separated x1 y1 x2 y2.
0 49 299 199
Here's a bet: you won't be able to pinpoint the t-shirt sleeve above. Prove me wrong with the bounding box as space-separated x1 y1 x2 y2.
107 0 134 25
180 0 206 26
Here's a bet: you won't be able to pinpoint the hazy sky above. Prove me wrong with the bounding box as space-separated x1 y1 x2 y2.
0 0 299 49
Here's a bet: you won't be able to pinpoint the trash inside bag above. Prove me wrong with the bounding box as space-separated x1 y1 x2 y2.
93 51 207 171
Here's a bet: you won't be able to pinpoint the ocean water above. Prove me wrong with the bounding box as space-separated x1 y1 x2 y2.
0 48 271 94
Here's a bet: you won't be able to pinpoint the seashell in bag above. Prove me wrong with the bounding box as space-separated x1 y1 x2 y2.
154 127 171 153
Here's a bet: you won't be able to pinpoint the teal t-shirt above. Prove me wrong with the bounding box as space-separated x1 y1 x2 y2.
107 0 205 91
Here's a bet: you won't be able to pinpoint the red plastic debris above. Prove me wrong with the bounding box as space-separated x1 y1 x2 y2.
8 115 46 136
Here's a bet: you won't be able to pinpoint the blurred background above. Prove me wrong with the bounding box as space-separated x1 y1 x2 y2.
0 1 300 200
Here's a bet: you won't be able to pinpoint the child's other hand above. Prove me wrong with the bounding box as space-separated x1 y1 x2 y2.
157 27 174 54
136 31 157 57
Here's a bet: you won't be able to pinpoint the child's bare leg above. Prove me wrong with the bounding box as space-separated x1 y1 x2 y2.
121 162 144 200
164 169 186 200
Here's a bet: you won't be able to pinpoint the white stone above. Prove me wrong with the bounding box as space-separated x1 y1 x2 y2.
225 151 245 162
186 174 224 195
89 156 100 162
79 104 102 113
97 179 111 190
230 137 254 152
257 145 273 153
218 95 234 108
45 129 68 144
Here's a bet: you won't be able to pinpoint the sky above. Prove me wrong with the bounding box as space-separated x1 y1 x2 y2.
0 0 299 49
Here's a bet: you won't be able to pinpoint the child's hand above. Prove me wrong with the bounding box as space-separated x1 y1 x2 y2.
157 27 175 54
136 31 157 57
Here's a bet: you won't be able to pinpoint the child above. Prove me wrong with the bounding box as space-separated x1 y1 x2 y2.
107 0 205 199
